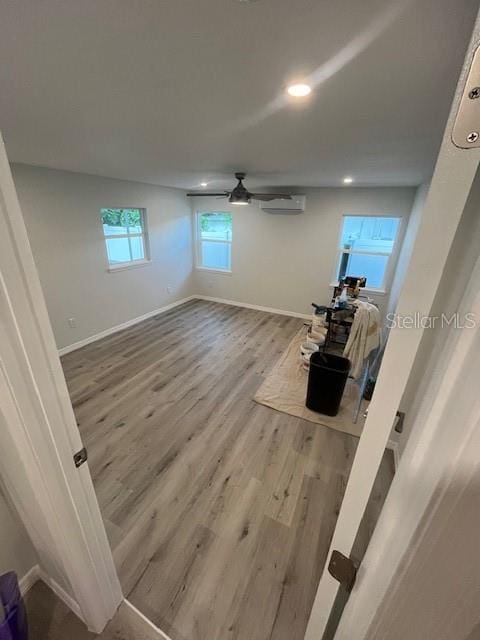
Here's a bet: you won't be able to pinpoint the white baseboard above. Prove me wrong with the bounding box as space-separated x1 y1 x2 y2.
19 564 40 596
386 439 400 470
18 568 169 638
37 567 84 623
57 294 311 356
124 599 173 640
195 295 312 320
58 295 196 356
18 566 172 638
19 565 83 623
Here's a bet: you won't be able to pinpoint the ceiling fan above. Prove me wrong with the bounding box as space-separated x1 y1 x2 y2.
186 172 293 206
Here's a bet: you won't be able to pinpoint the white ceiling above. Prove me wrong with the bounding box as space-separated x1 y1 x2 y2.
0 0 478 190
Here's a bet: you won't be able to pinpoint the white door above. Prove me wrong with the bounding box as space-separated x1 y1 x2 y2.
0 134 122 632
305 15 480 640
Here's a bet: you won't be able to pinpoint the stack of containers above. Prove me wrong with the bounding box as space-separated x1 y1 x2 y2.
308 311 327 346
300 312 328 369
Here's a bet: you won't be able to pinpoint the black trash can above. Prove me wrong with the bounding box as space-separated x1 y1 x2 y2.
306 352 351 416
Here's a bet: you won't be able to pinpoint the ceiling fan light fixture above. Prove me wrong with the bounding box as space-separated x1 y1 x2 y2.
287 83 312 97
230 193 250 205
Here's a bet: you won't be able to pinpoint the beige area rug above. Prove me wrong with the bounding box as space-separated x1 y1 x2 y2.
254 329 366 438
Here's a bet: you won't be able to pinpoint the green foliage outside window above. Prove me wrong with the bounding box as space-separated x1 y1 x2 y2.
101 208 142 228
200 212 232 235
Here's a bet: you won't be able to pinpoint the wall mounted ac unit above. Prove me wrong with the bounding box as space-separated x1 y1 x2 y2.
260 195 306 214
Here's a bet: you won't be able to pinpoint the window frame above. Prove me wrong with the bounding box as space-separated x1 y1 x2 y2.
101 207 150 272
195 211 233 274
332 214 402 294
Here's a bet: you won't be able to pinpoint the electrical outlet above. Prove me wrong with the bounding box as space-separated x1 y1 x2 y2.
167 284 174 294
67 317 76 328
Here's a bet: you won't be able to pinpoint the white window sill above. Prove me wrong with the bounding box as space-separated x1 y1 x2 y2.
364 288 387 296
329 283 387 296
108 260 152 273
195 266 232 276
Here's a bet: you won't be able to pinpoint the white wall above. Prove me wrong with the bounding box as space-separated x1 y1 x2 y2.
396 166 480 456
192 187 416 319
11 164 195 350
386 182 430 320
10 165 417 350
0 487 37 580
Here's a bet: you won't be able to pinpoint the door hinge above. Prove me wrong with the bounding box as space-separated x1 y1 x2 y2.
73 447 88 468
394 410 405 434
452 44 480 148
328 550 358 592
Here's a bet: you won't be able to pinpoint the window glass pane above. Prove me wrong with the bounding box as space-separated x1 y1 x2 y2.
339 252 389 289
199 212 232 241
340 216 400 253
125 209 143 233
101 208 143 235
201 241 231 270
129 236 145 261
106 237 131 264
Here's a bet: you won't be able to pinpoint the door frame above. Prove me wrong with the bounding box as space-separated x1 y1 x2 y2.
305 11 480 640
336 197 480 638
0 134 122 632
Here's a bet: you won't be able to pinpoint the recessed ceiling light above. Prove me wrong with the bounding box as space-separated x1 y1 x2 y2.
200 182 208 187
287 83 312 97
343 177 354 184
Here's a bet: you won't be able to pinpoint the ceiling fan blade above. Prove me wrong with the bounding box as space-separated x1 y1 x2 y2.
186 191 230 197
251 194 293 201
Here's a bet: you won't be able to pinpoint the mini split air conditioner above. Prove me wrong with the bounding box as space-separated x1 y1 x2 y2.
260 195 306 214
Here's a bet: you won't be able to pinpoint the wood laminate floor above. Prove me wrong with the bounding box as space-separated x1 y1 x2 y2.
62 300 394 640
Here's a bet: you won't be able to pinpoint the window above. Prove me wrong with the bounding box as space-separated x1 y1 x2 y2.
196 212 232 272
335 216 401 290
101 208 148 268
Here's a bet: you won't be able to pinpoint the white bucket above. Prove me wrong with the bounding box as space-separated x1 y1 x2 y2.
307 329 326 346
312 312 326 329
301 353 312 369
300 341 319 357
